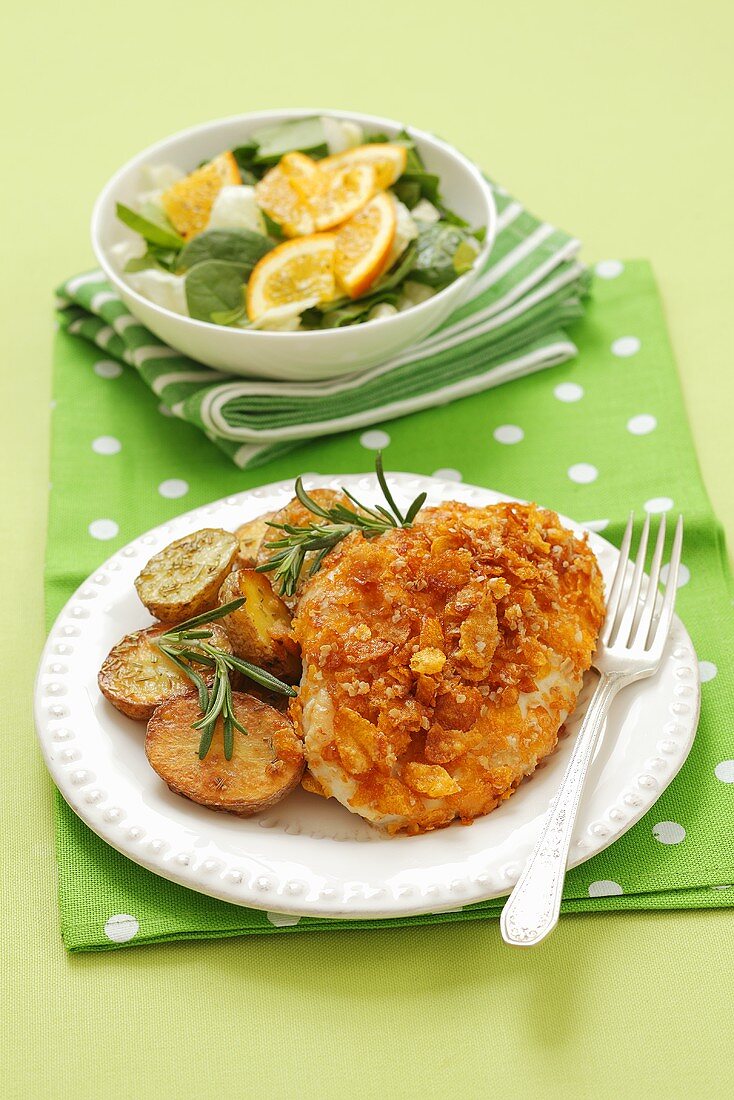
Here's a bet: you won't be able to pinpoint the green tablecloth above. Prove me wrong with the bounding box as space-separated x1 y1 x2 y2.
6 3 734 1095
47 260 734 951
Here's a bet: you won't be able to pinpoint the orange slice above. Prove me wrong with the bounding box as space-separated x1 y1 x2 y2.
255 152 320 237
334 192 397 298
160 152 241 239
320 143 408 190
313 164 376 230
246 233 336 321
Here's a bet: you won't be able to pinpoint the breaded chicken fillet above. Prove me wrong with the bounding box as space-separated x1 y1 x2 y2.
290 501 605 834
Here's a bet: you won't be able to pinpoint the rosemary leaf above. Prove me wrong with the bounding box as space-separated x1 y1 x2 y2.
257 452 427 596
225 654 297 695
161 598 245 635
375 450 405 524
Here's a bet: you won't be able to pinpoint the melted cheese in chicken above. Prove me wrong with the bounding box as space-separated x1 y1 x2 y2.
290 501 605 835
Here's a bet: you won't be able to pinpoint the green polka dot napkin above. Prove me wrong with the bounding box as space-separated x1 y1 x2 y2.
55 183 588 468
47 260 734 951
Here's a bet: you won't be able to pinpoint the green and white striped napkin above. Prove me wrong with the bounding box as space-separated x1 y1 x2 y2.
56 185 589 469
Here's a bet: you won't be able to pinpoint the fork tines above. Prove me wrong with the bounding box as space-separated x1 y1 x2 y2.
602 512 684 654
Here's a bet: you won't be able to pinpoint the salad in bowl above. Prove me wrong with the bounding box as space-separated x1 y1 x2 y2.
93 110 495 380
113 115 486 332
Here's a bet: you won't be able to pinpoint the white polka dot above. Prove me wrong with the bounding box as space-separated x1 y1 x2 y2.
432 468 462 482
94 360 122 379
158 479 189 499
595 260 624 279
158 403 174 417
92 435 122 456
360 429 391 450
568 463 598 484
611 336 641 358
493 424 524 445
554 382 584 403
583 519 610 532
660 562 690 588
88 519 119 540
50 399 57 410
644 497 674 514
588 879 623 897
714 760 734 783
103 913 139 942
266 911 302 927
652 821 686 845
698 661 717 682
627 414 657 435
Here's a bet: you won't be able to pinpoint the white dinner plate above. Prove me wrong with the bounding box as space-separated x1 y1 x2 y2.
35 474 700 919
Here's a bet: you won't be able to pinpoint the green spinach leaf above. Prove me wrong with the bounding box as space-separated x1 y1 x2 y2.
184 260 247 323
261 211 286 240
410 223 478 288
252 117 328 163
392 179 422 209
116 202 184 249
319 291 399 328
124 245 179 273
232 141 262 184
177 228 273 273
210 303 248 326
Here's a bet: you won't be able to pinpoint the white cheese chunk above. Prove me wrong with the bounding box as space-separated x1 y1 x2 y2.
126 268 189 316
384 197 419 271
411 198 441 224
321 116 364 155
207 185 267 234
245 298 318 331
368 302 399 321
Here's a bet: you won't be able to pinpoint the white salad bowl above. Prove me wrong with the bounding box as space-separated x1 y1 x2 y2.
91 109 496 381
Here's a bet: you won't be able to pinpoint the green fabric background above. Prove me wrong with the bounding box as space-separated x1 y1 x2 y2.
3 1 733 1096
48 261 734 952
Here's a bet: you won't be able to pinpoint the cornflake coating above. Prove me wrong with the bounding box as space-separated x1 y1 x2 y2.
291 501 605 834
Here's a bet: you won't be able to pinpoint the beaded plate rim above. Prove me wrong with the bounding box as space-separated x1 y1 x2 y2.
34 474 700 919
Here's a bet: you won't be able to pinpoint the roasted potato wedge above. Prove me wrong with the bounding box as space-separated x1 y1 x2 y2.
135 528 238 622
256 490 348 607
235 512 276 569
218 569 301 681
98 623 232 721
146 691 305 815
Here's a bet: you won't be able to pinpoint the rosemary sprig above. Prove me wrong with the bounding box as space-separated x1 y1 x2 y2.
156 600 296 761
256 452 427 597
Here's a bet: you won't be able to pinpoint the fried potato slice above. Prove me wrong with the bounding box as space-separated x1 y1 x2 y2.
218 569 301 681
235 512 276 568
98 623 232 721
145 691 305 815
135 528 238 622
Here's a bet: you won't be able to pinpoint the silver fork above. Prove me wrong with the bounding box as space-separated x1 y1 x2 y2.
500 512 684 947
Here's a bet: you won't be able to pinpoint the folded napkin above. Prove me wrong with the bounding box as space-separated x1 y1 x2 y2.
47 259 734 950
56 184 588 468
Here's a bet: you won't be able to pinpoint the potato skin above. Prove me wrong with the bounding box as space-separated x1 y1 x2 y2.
235 512 275 569
145 692 305 815
98 623 232 721
218 569 301 682
135 528 238 623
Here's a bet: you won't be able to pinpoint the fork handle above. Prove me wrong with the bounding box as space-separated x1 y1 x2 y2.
500 671 625 947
